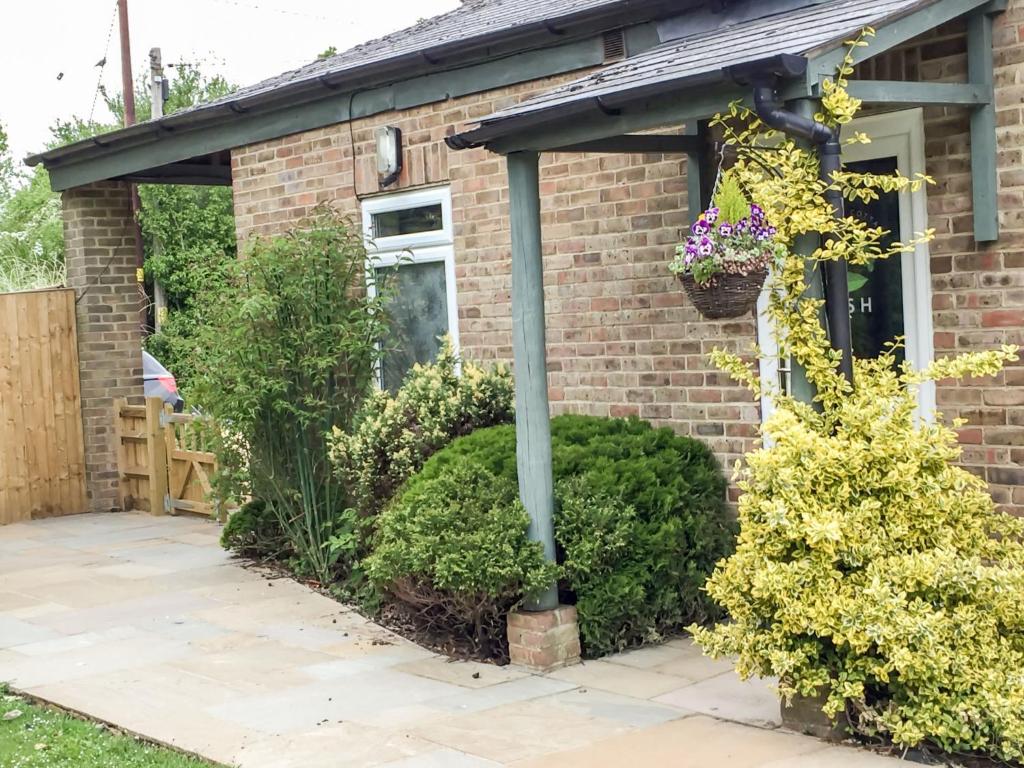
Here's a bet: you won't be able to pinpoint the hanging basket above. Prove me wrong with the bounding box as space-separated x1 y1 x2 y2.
679 269 767 320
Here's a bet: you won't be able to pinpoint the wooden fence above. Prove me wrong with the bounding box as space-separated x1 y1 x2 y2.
0 288 86 524
114 397 223 519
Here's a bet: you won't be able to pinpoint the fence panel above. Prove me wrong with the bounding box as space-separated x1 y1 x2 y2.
0 288 86 523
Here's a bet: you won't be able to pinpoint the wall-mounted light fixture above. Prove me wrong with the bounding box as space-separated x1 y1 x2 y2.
375 126 403 188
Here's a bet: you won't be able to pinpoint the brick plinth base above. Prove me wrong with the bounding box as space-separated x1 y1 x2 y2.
507 605 581 672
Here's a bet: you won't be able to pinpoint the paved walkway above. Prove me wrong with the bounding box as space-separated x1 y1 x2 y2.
0 513 899 767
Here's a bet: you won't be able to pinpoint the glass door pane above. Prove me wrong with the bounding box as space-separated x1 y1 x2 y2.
844 156 905 365
375 260 450 392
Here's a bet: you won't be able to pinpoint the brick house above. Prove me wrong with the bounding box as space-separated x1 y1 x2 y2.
28 0 1024 520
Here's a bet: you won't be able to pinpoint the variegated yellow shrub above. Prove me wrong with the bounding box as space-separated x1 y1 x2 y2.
329 338 514 517
692 31 1024 761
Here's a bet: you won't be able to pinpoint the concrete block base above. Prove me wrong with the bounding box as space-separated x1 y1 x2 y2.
780 691 847 741
507 604 581 672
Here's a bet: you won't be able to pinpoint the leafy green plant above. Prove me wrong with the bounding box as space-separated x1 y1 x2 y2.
692 32 1024 762
405 414 732 657
329 339 514 518
220 498 291 561
191 206 391 584
365 462 558 659
712 170 749 225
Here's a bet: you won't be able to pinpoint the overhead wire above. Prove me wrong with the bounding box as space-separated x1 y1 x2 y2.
89 1 120 123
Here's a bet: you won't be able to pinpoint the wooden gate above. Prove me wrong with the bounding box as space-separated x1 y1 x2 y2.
0 288 86 523
114 397 223 518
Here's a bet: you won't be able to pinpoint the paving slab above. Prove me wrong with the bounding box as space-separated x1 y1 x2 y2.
548 658 689 698
654 670 783 727
0 513 906 767
508 715 826 768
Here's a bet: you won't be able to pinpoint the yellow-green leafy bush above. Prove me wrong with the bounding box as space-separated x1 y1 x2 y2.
330 339 514 517
692 31 1024 761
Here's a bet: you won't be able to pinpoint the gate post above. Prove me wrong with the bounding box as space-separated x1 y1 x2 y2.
145 397 168 515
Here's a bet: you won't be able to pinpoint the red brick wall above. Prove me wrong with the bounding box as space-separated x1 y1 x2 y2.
231 2 1023 510
232 76 760 477
62 181 144 512
859 7 1024 513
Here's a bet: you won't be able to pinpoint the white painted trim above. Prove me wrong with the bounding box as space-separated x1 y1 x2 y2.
361 185 459 387
756 108 934 421
361 185 454 252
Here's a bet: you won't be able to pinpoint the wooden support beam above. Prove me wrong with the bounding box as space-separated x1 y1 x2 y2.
785 99 826 407
114 162 233 186
486 84 751 154
551 133 701 154
804 0 996 91
507 150 559 612
145 397 169 516
684 120 709 225
787 80 992 106
968 8 1000 242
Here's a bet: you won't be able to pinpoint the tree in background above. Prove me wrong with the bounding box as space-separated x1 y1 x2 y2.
134 64 237 390
0 64 236 389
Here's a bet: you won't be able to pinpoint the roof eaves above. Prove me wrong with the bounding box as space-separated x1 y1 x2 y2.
27 0 682 169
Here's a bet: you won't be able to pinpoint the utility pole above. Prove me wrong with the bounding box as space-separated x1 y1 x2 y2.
117 0 147 332
149 47 167 332
118 0 136 126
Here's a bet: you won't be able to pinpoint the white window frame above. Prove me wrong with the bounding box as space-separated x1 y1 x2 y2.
361 185 460 386
757 108 934 420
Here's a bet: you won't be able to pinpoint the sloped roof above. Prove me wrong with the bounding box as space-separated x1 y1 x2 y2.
29 0 676 167
196 0 642 112
451 0 931 146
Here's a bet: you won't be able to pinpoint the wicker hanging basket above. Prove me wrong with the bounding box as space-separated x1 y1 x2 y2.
679 269 768 320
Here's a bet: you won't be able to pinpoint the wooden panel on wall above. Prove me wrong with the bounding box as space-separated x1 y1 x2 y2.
0 288 87 524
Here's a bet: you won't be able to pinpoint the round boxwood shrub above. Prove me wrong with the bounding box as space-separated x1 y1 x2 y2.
220 499 291 561
364 462 558 660
402 414 733 657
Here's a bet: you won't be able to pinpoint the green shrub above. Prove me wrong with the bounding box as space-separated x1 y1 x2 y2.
330 340 513 517
405 414 733 657
220 499 290 560
365 462 558 658
694 47 1024 761
190 207 391 583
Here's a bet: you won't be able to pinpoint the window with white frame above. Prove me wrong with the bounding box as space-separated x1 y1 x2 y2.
361 186 459 392
757 108 935 421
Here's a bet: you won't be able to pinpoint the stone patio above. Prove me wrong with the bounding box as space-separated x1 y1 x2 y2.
0 513 899 767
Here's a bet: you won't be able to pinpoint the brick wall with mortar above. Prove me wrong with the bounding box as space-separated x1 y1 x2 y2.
232 74 760 480
62 181 143 512
855 7 1024 514
231 4 1023 510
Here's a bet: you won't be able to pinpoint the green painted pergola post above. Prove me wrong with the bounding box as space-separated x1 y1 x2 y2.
968 7 999 242
787 98 826 406
506 150 559 612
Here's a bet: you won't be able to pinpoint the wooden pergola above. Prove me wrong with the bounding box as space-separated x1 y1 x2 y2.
446 0 1006 611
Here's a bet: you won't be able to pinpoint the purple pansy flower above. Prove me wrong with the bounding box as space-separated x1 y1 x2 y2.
692 218 711 236
750 203 764 222
718 222 733 237
704 207 720 225
698 236 714 257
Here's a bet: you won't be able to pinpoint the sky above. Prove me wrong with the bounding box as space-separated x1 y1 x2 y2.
0 0 460 164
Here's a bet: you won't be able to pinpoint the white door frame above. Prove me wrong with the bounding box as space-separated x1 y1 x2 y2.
757 108 934 420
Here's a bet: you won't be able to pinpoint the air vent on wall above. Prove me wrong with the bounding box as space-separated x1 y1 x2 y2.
602 29 626 63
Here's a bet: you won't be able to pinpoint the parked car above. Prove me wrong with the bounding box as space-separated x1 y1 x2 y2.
143 351 185 412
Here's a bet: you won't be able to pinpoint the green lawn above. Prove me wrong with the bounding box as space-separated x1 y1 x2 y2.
0 686 218 768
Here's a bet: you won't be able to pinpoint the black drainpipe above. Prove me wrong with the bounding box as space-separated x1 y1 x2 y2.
726 54 854 386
